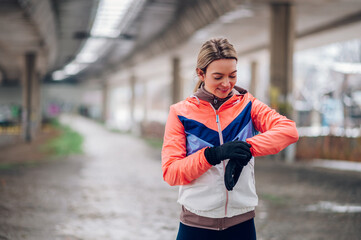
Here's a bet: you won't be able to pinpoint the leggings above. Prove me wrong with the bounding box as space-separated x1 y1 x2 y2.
176 218 256 240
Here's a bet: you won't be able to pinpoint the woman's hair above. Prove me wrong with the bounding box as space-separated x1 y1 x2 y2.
194 38 238 92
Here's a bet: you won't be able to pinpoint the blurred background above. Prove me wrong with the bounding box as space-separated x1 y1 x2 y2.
0 0 360 239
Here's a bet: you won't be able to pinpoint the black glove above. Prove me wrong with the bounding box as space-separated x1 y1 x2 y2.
224 142 252 191
204 140 252 166
224 160 243 191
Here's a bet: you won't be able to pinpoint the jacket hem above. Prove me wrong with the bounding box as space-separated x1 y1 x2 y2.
180 205 256 230
183 204 256 218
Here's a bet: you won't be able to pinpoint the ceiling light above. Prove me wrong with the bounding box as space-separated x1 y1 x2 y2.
64 62 86 75
51 0 134 80
52 70 67 81
91 0 132 38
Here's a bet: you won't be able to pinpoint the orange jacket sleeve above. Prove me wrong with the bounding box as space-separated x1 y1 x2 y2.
161 105 212 186
246 98 299 157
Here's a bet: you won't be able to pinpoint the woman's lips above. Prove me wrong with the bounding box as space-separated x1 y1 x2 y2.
218 88 229 93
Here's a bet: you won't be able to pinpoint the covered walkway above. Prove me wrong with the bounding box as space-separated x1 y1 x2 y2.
0 116 360 239
1 1 361 239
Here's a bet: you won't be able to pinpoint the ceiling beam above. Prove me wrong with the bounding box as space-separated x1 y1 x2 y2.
239 8 361 56
101 0 244 76
18 0 58 73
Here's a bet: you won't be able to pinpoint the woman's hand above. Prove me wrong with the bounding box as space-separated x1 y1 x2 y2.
204 140 252 165
223 141 252 191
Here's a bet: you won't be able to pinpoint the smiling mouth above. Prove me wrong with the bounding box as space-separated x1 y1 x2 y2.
218 88 229 92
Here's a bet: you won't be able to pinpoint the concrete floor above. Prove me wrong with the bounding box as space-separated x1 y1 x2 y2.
0 115 360 240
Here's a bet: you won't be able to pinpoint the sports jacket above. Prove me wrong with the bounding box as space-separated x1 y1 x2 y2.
162 89 298 218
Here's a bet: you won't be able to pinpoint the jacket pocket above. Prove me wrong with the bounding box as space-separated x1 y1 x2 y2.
179 184 224 211
178 166 224 211
228 161 258 208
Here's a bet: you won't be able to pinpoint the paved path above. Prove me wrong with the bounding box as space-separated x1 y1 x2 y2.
254 159 361 240
0 115 179 240
0 114 360 240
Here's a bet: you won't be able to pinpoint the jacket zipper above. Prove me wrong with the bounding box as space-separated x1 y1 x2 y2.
209 103 229 217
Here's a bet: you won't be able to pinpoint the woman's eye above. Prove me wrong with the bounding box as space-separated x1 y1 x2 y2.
229 75 236 79
214 76 222 80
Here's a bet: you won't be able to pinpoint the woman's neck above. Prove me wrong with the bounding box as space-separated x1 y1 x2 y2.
194 84 234 110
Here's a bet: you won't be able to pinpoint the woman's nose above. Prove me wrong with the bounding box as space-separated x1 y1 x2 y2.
221 78 230 86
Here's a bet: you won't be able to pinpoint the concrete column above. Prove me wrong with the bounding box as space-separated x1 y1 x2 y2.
269 3 296 163
31 71 42 135
143 81 148 123
0 70 3 85
172 57 182 104
250 61 258 97
101 82 108 123
310 109 321 127
129 74 136 131
342 74 350 129
22 52 37 142
270 3 295 119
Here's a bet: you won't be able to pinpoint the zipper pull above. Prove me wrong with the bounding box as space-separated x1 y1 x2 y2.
216 114 219 123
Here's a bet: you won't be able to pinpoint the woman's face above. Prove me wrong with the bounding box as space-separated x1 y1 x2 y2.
197 59 237 99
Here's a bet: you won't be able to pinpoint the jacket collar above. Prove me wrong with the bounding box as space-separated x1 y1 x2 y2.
188 85 248 108
193 84 233 110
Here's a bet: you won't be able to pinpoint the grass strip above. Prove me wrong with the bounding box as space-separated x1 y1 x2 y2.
42 119 84 156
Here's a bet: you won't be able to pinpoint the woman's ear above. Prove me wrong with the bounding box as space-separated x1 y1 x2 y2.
196 68 205 81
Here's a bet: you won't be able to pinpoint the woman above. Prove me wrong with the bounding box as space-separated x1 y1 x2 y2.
161 38 299 240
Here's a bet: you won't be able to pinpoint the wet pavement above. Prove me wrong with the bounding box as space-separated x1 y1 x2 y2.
254 160 361 240
0 115 360 240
